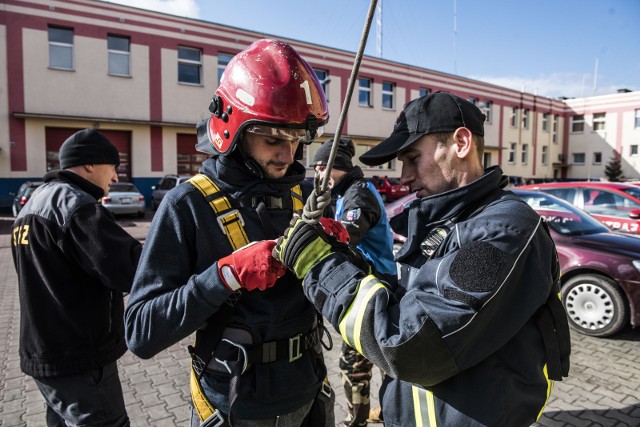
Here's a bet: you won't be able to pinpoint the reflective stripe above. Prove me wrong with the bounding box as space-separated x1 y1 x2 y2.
190 367 216 421
338 275 385 353
291 184 303 212
537 364 554 421
412 385 436 426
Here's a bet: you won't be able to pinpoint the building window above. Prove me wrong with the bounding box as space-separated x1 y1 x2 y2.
107 35 130 76
315 69 329 101
48 26 74 70
542 113 549 131
571 114 585 133
522 109 529 129
631 145 639 157
479 101 492 123
508 143 516 163
510 107 518 128
593 152 602 165
552 115 558 144
217 52 233 85
483 152 492 168
382 81 395 109
593 112 606 131
358 78 372 107
419 87 431 97
541 146 548 165
572 153 586 164
467 97 478 105
178 46 202 85
635 109 640 128
521 144 528 164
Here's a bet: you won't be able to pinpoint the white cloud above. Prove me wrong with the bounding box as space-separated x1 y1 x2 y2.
102 0 199 19
469 72 623 99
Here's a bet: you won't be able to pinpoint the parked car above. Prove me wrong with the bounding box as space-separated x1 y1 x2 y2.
151 174 191 210
369 176 410 202
11 181 43 217
519 181 640 235
101 182 146 218
385 189 640 337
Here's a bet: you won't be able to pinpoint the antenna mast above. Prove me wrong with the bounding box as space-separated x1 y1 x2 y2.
453 0 457 74
376 0 382 58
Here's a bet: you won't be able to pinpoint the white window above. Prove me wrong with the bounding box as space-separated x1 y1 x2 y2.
522 109 529 129
314 69 330 101
541 146 548 165
542 113 549 132
178 46 202 85
510 107 518 128
521 144 528 164
382 81 395 109
635 109 640 128
593 152 602 165
508 143 516 163
217 53 233 85
419 87 431 97
108 35 130 76
571 115 585 133
552 115 558 144
358 78 372 107
479 101 492 123
467 97 478 105
631 145 639 157
48 26 73 70
572 153 586 164
593 113 606 131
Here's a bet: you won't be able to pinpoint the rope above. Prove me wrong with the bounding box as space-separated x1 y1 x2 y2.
302 0 379 225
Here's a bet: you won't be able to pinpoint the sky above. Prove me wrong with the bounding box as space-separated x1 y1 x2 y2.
103 0 640 99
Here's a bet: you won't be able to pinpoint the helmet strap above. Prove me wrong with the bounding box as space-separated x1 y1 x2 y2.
233 137 264 179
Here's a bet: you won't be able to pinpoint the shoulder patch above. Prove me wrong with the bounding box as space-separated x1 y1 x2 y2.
449 241 505 292
345 208 361 221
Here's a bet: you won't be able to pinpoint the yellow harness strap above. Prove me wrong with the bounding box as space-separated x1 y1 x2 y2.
187 173 303 422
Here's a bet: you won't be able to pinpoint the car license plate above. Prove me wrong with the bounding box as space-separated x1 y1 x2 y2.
121 197 132 204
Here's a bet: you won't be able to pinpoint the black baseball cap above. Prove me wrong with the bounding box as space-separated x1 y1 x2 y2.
359 91 486 166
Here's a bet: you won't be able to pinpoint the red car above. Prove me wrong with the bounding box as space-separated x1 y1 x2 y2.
369 176 410 202
385 189 640 337
519 181 640 235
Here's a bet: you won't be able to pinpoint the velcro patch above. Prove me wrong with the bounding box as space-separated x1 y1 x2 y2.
449 241 505 292
345 208 361 221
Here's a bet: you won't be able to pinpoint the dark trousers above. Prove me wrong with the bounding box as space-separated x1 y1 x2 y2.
33 361 129 427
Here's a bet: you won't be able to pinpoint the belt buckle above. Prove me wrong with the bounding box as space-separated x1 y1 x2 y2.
289 334 302 362
214 338 248 375
200 410 225 427
216 209 244 235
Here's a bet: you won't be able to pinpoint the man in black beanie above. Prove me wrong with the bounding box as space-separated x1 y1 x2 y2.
11 128 142 426
313 137 396 427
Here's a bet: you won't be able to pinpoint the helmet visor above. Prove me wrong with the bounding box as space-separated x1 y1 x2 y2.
244 125 323 144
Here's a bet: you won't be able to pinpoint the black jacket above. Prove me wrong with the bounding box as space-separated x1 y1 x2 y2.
11 170 142 377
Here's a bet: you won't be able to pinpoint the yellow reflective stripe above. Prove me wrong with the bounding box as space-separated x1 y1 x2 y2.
338 275 385 353
189 174 249 250
426 390 437 426
412 385 436 426
291 184 303 212
537 364 554 421
190 367 215 421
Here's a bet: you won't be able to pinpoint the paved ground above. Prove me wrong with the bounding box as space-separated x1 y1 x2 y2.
1 212 639 426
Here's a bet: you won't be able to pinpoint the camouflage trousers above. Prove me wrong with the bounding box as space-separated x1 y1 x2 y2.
339 342 374 427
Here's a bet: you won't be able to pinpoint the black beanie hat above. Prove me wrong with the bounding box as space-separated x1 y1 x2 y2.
59 129 120 169
312 137 355 171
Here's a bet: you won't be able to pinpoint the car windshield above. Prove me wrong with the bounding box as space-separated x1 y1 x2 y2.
514 190 610 236
622 186 640 200
388 178 401 185
110 183 138 193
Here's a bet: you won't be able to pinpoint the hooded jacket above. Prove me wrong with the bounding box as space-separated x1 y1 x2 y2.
125 156 326 420
301 166 567 426
11 170 142 377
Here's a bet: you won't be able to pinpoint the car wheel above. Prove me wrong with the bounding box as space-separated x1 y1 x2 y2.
380 193 388 202
562 274 629 337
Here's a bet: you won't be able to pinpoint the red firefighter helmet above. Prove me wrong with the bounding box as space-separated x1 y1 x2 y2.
196 39 329 156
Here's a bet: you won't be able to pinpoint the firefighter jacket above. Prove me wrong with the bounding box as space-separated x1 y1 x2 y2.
125 156 326 420
11 170 142 377
302 166 566 426
329 167 397 278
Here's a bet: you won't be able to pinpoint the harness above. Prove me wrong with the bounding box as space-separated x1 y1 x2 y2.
186 173 309 426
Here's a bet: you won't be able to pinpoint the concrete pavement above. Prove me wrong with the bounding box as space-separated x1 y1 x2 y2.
1 212 639 426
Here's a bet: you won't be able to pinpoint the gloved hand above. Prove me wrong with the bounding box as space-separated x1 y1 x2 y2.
273 215 351 279
218 240 286 291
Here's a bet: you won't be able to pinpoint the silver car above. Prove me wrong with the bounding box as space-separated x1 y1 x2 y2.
101 182 145 218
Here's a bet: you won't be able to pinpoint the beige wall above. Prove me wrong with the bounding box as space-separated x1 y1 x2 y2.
0 24 11 176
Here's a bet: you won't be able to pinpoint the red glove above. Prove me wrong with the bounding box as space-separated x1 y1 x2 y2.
218 241 286 292
319 218 350 244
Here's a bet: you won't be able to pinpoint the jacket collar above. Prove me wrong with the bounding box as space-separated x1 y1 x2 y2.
44 169 104 199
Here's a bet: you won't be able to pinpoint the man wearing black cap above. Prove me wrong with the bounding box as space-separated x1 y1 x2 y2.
312 137 396 427
274 92 570 426
11 128 142 426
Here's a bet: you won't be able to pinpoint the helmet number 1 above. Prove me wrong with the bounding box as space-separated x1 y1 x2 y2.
299 80 312 105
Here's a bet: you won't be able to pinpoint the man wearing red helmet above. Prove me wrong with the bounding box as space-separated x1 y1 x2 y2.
125 39 334 426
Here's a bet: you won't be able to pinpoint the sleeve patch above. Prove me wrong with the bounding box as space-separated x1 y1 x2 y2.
344 208 361 221
449 241 505 292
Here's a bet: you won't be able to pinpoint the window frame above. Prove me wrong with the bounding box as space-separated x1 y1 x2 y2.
541 145 548 165
217 52 234 85
508 143 516 164
358 77 372 107
592 112 606 132
178 46 203 85
107 34 130 77
593 151 602 165
48 26 74 70
571 114 585 133
381 81 395 110
572 152 586 165
314 68 330 101
510 107 518 128
521 143 528 164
